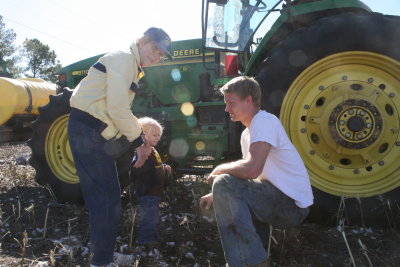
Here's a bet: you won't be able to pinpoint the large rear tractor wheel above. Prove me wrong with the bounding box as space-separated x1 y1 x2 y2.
28 88 137 205
28 88 83 204
255 12 400 226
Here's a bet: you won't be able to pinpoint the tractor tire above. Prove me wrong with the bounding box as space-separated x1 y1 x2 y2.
28 88 83 204
255 12 400 227
28 88 136 205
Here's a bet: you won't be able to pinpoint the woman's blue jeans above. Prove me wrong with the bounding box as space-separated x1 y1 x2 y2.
212 174 309 267
68 116 120 266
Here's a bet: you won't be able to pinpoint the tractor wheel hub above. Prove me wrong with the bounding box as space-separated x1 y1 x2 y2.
329 99 382 149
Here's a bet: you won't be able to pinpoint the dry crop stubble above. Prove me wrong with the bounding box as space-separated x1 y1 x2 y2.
0 144 399 266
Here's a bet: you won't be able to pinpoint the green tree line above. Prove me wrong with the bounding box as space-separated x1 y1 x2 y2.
0 15 61 82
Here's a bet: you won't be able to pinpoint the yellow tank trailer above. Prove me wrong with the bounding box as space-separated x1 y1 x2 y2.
0 77 56 143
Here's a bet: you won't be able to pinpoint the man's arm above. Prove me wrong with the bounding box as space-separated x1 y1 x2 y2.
210 141 271 181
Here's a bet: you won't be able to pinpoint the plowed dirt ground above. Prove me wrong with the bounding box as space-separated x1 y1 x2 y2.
0 144 399 267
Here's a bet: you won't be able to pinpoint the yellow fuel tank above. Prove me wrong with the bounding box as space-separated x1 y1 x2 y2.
0 77 56 125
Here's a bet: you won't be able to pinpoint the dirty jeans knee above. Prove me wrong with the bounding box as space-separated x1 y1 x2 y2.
212 174 267 267
138 196 160 244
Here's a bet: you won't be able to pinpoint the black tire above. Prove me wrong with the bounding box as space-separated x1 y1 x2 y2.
255 12 400 226
28 88 83 204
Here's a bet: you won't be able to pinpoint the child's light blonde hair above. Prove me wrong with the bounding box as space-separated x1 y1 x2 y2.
139 117 163 136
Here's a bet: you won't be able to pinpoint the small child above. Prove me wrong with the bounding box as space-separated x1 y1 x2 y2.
130 117 171 245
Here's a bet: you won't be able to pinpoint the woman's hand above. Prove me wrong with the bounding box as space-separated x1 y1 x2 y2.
133 143 152 168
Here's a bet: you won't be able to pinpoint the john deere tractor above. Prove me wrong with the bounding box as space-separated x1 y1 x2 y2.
27 0 399 226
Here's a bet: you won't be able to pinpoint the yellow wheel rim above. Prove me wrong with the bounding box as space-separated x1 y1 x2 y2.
281 51 400 197
45 115 79 184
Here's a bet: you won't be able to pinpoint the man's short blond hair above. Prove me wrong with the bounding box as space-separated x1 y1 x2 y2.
139 117 163 136
219 76 261 108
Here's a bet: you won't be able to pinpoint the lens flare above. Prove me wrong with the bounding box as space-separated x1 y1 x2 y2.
195 141 205 151
186 115 197 128
181 102 194 116
171 68 182 82
172 85 190 102
169 138 189 159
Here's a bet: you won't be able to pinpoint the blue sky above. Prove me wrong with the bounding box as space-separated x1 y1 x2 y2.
1 0 400 67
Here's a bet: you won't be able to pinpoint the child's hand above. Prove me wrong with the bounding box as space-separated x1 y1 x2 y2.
163 164 172 174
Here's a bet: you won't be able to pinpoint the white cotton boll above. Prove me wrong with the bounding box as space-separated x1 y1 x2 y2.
148 248 160 258
119 244 128 253
81 246 90 256
33 261 49 267
185 252 195 259
113 252 135 265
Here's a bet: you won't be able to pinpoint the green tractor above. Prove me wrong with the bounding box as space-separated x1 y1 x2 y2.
28 0 400 226
202 0 400 225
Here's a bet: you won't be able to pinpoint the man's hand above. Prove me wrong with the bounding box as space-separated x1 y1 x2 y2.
207 165 224 185
207 174 218 185
133 143 152 168
199 193 213 211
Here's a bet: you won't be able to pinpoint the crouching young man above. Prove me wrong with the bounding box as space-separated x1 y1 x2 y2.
200 76 314 267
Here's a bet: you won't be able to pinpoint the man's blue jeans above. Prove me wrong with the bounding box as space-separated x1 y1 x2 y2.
68 116 120 266
212 174 309 267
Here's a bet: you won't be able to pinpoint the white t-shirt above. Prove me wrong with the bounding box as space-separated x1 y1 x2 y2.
241 110 313 208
